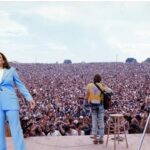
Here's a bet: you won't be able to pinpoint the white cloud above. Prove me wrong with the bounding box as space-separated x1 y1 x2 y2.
36 6 73 22
102 19 150 62
0 11 28 37
47 42 68 51
0 2 150 63
108 36 150 62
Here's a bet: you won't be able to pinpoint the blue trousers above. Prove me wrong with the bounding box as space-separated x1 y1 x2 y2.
91 105 104 140
0 110 26 150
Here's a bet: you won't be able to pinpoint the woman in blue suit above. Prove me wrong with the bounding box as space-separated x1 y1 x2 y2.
0 52 35 150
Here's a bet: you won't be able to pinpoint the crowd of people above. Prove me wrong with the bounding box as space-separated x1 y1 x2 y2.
9 62 150 137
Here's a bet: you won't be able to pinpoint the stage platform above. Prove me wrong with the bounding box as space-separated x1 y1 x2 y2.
7 134 149 150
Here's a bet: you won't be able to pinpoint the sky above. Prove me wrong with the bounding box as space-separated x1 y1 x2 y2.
0 1 150 63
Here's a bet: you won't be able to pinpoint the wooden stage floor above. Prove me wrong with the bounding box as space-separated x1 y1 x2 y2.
6 134 150 150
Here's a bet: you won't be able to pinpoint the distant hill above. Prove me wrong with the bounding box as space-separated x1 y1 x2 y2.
63 59 72 64
125 58 137 63
144 58 150 63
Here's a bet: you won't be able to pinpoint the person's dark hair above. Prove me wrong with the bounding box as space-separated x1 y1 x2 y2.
64 125 70 132
0 52 10 69
94 74 101 83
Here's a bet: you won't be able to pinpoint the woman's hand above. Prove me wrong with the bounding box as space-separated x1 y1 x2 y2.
30 100 36 109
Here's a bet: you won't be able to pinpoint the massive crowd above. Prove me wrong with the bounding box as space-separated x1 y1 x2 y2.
9 62 150 137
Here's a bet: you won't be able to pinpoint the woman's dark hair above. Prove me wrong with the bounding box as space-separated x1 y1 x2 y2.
0 52 10 69
94 74 101 83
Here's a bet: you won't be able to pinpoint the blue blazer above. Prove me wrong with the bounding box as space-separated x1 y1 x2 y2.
0 67 32 110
